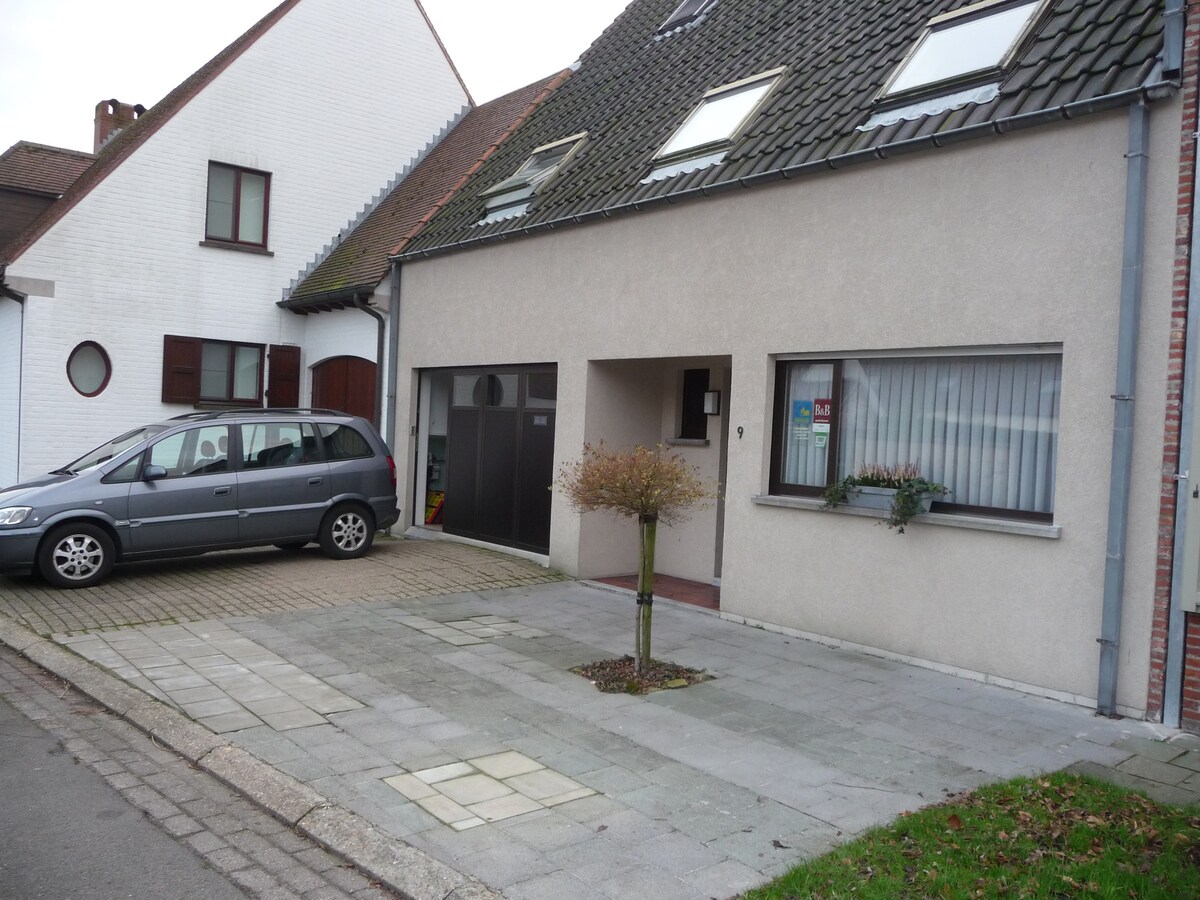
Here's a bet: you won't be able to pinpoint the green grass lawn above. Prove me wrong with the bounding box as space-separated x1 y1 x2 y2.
742 773 1200 899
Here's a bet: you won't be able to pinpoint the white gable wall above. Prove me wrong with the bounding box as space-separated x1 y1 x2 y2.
6 0 467 479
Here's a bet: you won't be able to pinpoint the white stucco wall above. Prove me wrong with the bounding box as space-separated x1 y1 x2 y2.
393 103 1180 715
0 298 22 485
8 0 467 478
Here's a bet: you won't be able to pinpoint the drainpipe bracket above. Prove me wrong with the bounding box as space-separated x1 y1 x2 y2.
1110 394 1134 401
1096 637 1119 648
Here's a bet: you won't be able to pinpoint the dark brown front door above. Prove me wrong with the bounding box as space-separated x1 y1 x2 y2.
312 356 376 422
442 366 556 554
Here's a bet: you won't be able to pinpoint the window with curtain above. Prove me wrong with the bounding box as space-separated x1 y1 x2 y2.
770 352 1061 518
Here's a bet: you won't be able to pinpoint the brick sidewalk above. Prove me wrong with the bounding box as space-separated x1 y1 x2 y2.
0 537 563 636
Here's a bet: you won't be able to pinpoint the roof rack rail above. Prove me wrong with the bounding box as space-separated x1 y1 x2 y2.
168 408 347 421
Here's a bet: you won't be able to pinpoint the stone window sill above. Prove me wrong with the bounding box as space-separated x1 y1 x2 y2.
199 239 273 256
750 493 1061 539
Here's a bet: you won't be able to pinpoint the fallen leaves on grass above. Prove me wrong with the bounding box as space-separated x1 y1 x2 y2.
571 655 711 694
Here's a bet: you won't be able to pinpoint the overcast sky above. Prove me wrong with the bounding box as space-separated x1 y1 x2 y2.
0 0 632 154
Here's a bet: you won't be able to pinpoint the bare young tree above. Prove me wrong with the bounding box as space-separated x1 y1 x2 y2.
556 443 716 673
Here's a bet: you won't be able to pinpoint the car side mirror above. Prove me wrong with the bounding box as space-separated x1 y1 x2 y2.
143 465 168 481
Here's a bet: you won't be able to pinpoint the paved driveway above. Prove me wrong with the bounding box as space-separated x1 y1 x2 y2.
0 537 1190 899
0 537 562 636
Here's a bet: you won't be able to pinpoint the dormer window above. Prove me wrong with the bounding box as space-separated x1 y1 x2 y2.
478 133 586 225
657 0 718 35
880 0 1045 101
644 67 785 183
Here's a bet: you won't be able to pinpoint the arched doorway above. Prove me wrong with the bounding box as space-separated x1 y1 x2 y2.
311 356 376 422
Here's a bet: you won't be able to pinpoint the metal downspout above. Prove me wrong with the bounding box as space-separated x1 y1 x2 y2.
386 262 402 456
1097 100 1151 717
351 295 386 427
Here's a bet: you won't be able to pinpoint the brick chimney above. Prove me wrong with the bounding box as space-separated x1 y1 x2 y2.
94 99 146 152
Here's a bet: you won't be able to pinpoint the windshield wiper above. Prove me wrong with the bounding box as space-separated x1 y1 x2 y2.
49 468 75 475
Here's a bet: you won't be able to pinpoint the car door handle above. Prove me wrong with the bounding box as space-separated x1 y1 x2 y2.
308 477 323 486
214 486 232 496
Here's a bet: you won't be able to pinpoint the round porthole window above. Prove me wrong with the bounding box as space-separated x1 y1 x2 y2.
67 342 112 397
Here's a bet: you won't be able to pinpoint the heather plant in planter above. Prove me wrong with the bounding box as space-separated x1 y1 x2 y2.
823 462 947 533
556 443 717 675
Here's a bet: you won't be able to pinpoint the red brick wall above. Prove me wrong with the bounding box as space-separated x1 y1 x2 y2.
1150 2 1200 731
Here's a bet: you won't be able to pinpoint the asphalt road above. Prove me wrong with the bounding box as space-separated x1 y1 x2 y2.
0 691 247 900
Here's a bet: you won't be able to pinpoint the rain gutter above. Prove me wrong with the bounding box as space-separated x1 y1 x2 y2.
1096 99 1151 718
351 295 386 427
397 81 1177 263
0 265 26 480
385 262 402 456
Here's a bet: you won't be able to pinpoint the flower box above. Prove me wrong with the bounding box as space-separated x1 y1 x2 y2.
845 485 936 514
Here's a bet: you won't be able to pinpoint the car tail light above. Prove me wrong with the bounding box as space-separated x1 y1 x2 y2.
386 455 396 489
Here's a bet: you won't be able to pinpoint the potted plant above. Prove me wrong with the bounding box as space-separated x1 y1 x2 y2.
822 462 947 533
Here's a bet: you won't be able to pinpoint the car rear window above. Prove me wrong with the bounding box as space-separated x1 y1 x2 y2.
317 423 374 461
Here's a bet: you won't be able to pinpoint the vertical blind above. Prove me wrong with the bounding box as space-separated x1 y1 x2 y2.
780 353 1060 514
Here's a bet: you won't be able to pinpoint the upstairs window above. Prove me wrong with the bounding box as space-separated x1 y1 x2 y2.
881 0 1044 101
479 133 586 225
657 0 718 35
645 68 785 182
205 162 270 247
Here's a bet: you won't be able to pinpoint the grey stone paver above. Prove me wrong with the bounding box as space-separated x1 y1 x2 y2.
0 647 405 900
4 539 1199 900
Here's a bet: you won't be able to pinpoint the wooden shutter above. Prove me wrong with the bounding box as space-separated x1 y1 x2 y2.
162 335 201 404
267 344 300 408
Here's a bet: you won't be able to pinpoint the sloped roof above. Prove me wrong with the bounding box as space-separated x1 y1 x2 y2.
402 0 1167 258
0 0 304 266
283 72 568 311
0 142 95 196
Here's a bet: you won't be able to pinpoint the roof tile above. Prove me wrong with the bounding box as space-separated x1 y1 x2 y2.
284 72 567 308
402 0 1165 258
0 142 94 196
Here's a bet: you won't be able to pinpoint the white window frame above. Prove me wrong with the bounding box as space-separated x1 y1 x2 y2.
879 0 1048 102
657 0 718 35
478 132 587 225
643 67 786 183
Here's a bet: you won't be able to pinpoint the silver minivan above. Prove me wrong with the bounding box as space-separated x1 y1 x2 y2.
0 409 399 588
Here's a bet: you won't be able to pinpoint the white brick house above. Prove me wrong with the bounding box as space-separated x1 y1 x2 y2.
0 0 470 484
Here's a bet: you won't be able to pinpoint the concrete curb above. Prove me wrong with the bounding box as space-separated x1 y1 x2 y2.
0 612 501 900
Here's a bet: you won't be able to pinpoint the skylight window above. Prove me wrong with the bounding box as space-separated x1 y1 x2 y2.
644 67 785 183
478 133 586 225
882 0 1044 99
657 0 718 35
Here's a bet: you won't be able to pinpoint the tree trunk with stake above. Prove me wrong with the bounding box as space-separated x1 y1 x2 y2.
635 514 657 673
555 443 715 683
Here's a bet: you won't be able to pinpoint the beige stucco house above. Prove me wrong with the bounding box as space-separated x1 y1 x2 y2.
382 0 1200 728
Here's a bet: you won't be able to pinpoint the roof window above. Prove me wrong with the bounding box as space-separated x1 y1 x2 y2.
657 0 718 35
881 0 1045 101
644 67 785 183
478 133 586 225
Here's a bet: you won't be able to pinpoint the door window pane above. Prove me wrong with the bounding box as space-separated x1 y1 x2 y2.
242 422 307 468
526 372 557 409
453 375 482 407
